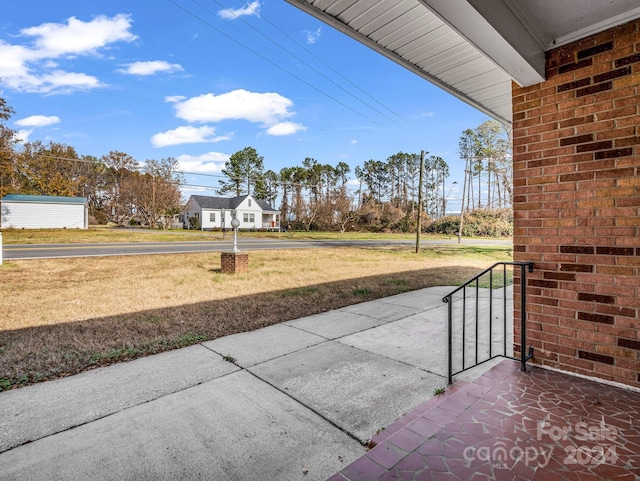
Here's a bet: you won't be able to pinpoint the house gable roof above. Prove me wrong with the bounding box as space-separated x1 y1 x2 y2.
190 195 277 212
1 194 87 205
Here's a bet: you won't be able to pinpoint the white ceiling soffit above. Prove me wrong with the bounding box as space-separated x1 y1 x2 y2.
286 0 640 126
495 0 640 50
285 0 545 125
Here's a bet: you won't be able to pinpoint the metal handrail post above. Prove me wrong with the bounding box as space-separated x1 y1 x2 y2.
475 279 479 365
503 263 507 356
489 269 493 359
462 286 466 372
520 264 528 372
447 295 453 385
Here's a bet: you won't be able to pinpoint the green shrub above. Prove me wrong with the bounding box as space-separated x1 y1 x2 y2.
188 216 201 230
426 209 513 237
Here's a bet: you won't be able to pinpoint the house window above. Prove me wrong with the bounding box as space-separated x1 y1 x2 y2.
248 199 252 207
209 212 216 222
243 213 254 223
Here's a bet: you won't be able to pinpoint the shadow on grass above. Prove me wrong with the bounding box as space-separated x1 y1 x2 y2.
0 265 482 390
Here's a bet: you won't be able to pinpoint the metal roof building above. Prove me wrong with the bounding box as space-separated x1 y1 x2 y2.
0 195 88 229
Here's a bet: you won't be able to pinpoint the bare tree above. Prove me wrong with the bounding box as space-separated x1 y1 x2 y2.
102 151 138 224
122 158 183 229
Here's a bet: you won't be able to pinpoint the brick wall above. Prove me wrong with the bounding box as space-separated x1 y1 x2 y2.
512 20 640 388
221 252 249 274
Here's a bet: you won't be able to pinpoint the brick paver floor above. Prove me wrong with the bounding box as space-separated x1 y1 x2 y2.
328 359 640 480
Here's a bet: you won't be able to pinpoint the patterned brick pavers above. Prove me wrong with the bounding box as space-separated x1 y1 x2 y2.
329 360 640 480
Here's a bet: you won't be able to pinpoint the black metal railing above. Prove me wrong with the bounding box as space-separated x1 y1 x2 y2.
442 261 534 384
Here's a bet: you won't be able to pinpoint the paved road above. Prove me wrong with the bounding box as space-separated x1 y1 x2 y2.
2 237 511 260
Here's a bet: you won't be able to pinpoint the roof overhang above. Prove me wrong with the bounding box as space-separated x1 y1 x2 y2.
1 194 87 205
286 0 640 125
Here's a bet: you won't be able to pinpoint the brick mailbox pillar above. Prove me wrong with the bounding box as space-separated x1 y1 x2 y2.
221 252 249 274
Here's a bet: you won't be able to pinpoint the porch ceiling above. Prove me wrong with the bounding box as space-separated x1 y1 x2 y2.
286 0 640 125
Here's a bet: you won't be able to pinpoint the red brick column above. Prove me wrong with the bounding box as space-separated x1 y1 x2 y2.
221 252 249 274
512 19 640 388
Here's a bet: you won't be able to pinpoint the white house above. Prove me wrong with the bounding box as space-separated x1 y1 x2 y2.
183 195 280 231
0 194 89 229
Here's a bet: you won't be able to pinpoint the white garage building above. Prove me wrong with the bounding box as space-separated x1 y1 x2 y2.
0 194 88 229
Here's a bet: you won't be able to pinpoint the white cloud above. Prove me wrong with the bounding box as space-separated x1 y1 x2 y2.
15 115 61 127
0 42 35 81
176 152 229 173
416 111 436 118
165 88 305 136
151 125 231 148
350 139 358 145
20 14 136 57
305 27 322 44
0 14 136 93
218 1 260 20
168 89 295 126
39 70 102 93
15 129 33 142
165 95 186 103
266 122 306 136
118 60 183 76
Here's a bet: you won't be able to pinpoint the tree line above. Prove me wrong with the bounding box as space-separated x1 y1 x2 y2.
0 98 183 228
458 120 512 212
0 94 512 233
215 119 512 233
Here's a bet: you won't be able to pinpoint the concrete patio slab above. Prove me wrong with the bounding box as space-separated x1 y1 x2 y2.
374 286 453 311
453 280 513 302
337 300 422 323
449 294 514 374
249 341 447 444
338 306 449 376
203 323 326 367
0 370 363 481
0 344 238 453
285 310 391 339
341 292 514 380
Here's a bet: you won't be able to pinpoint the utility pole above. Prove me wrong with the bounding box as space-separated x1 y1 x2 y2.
458 158 469 244
416 150 426 254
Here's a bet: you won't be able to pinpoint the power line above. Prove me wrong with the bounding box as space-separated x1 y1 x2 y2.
167 0 381 124
238 0 407 123
0 150 363 192
208 0 405 125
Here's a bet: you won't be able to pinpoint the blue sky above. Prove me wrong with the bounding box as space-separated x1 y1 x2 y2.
0 0 491 206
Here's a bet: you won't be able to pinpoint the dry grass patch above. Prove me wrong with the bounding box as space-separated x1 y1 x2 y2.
0 245 512 390
1 227 220 244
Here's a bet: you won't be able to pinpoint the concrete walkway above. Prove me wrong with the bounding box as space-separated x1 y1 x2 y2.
0 285 511 481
